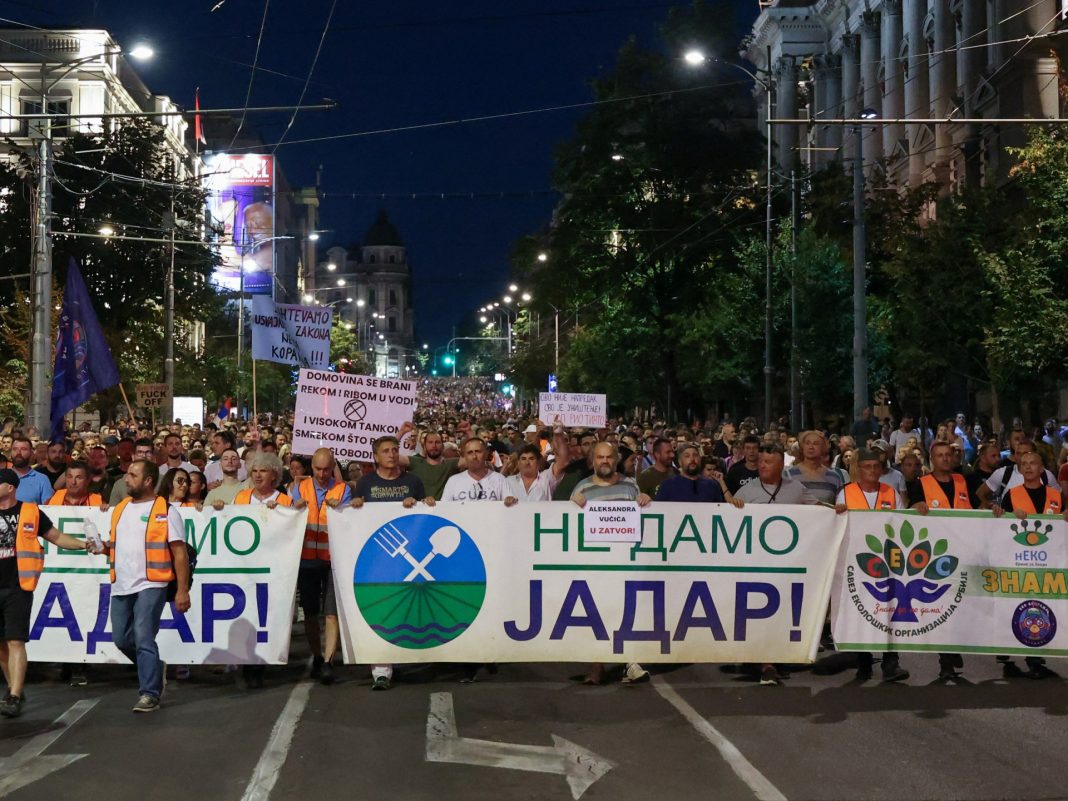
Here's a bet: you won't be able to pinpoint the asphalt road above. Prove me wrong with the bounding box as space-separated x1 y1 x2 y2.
3 649 1068 801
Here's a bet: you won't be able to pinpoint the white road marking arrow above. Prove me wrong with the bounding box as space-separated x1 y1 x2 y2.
0 698 99 797
425 692 614 800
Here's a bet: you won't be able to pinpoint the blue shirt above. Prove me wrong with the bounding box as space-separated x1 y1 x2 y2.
15 468 54 505
655 475 725 503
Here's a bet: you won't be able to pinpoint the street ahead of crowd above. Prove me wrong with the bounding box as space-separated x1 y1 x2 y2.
0 381 1067 800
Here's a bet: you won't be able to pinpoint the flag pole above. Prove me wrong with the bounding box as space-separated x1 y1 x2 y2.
252 358 258 422
117 382 136 424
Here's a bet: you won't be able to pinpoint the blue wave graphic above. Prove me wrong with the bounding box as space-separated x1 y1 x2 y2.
383 631 466 646
371 622 469 634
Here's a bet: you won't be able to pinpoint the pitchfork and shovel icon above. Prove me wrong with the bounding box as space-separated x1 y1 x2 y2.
373 523 462 582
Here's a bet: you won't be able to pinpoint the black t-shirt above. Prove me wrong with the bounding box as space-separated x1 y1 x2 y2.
0 503 54 590
726 462 760 495
905 474 982 508
35 464 64 488
1001 486 1052 514
353 471 426 503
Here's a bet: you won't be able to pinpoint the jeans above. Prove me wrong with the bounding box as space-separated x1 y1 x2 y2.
110 587 168 699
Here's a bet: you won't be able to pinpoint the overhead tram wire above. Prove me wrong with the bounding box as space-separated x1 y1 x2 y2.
272 0 337 153
228 0 271 150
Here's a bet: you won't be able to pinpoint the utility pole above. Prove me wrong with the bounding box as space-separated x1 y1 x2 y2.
29 63 53 434
790 170 800 432
852 123 868 421
763 45 775 431
164 190 176 423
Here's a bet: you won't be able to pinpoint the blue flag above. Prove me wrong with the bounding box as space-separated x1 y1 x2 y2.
50 258 120 434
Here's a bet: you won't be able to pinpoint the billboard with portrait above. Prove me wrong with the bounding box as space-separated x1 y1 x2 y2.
204 153 275 295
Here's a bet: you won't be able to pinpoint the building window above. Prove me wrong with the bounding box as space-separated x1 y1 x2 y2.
388 316 397 332
368 289 376 306
389 289 397 305
369 254 376 264
389 254 396 263
21 98 69 136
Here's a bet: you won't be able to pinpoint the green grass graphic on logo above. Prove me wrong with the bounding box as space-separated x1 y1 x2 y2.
353 515 487 649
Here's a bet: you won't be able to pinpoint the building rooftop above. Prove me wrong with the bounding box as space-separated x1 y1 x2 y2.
363 210 404 247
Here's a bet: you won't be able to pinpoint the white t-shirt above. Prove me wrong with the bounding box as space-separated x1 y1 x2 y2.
835 487 906 509
984 464 1060 501
204 460 248 485
112 500 185 597
880 468 907 496
505 468 561 502
160 461 197 478
244 490 281 505
441 470 511 502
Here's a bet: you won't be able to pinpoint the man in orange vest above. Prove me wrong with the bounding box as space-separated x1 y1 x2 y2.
835 449 909 683
0 468 90 718
907 441 984 681
289 447 350 685
107 459 192 713
995 451 1063 518
46 461 103 508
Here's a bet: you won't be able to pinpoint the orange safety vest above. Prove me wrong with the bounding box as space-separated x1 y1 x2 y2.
843 482 898 510
918 474 972 510
15 503 44 592
1008 485 1063 515
297 478 346 561
46 489 103 507
234 488 293 507
108 496 175 584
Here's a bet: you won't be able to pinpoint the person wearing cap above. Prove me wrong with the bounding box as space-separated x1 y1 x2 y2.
869 439 906 497
0 468 92 717
8 437 53 505
835 448 909 683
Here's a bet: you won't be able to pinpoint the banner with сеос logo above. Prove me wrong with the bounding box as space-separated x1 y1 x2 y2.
26 505 306 664
328 502 845 664
831 510 1068 656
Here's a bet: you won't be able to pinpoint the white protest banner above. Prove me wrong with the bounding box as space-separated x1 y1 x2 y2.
250 296 332 368
831 510 1068 657
26 505 306 664
291 369 417 462
583 501 640 543
136 383 169 409
538 392 606 428
329 502 844 664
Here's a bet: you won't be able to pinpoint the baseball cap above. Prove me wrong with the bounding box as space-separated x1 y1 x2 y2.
104 436 119 445
855 447 881 463
0 468 20 489
870 439 891 453
523 424 538 433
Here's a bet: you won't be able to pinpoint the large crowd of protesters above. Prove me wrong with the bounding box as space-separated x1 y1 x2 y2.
0 376 1066 715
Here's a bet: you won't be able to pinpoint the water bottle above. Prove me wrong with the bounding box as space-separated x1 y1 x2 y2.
84 521 105 555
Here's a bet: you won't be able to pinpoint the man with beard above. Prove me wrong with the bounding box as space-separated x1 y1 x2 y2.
35 440 68 489
655 443 727 502
159 433 196 481
206 450 246 506
401 427 461 500
572 442 652 685
9 438 53 505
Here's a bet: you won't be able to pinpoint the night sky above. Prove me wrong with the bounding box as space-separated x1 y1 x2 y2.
1 0 757 345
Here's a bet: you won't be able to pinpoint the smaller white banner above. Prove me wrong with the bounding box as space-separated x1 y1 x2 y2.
538 392 606 428
250 296 332 367
291 369 417 461
583 501 640 543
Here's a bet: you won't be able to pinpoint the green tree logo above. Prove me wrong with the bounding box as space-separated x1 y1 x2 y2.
856 521 959 623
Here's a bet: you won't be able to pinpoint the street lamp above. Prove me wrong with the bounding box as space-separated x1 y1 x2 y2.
685 48 774 428
852 107 878 420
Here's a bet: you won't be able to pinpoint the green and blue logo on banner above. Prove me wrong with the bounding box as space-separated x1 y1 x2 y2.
353 515 486 649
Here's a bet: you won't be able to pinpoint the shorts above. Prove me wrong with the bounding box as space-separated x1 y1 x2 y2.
0 587 34 642
298 563 337 617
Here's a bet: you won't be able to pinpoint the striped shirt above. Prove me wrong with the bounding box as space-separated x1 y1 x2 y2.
571 476 640 503
782 465 844 505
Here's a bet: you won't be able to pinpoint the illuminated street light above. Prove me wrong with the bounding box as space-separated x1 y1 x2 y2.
683 49 705 66
521 292 531 302
503 296 512 304
336 278 346 286
308 232 320 242
508 283 518 292
611 153 624 161
98 224 115 236
129 44 155 60
537 252 548 262
356 299 366 307
326 262 336 272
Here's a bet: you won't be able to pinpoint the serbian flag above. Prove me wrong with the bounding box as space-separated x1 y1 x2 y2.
194 87 206 145
217 396 233 419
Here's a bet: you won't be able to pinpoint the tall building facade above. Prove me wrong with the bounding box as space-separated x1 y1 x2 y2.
744 0 1066 192
318 211 416 378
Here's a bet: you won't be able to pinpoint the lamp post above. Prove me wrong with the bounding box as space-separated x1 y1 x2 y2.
852 108 878 421
28 42 153 433
685 49 775 428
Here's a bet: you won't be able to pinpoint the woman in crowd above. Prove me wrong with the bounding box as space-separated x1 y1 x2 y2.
187 470 208 505
159 467 191 506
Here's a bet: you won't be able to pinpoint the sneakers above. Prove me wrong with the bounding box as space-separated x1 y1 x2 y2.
758 666 781 686
310 655 324 679
372 675 391 691
0 694 23 718
881 663 910 683
320 661 335 686
132 694 160 713
622 663 651 684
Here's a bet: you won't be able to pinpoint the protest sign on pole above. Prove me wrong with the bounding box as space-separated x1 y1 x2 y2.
250 296 333 367
329 502 845 664
27 505 306 664
538 392 606 428
832 510 1068 656
291 369 417 461
136 383 169 409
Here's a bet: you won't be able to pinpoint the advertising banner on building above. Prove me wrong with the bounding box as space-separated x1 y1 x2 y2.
204 153 275 295
250 296 332 367
328 502 845 664
831 511 1068 657
26 505 306 664
291 369 417 461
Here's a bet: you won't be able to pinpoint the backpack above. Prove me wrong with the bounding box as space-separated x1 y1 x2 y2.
166 543 199 603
